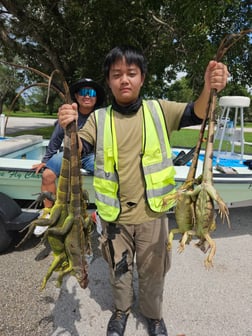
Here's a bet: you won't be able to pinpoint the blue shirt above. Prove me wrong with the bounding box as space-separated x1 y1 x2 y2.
42 111 91 163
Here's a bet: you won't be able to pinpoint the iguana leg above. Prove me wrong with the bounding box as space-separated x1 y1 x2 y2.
56 261 74 288
47 214 74 236
16 205 64 247
206 184 230 227
195 216 216 253
178 230 195 253
203 233 216 269
40 252 67 290
168 228 180 250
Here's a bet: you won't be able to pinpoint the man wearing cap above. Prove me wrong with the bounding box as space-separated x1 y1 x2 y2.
32 78 105 215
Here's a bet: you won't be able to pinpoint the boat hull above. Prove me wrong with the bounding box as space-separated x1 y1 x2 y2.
0 159 95 205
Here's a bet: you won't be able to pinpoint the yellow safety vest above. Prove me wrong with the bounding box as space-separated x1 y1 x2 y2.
94 100 176 222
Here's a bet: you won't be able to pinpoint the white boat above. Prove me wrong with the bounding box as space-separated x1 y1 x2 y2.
0 134 252 208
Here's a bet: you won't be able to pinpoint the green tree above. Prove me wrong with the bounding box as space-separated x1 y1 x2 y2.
166 77 194 102
25 87 62 115
0 0 251 102
0 63 24 113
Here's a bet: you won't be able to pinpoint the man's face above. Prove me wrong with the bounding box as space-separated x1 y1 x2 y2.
107 57 145 106
75 86 97 114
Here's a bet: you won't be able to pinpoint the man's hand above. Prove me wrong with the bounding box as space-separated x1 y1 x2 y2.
204 60 229 92
58 102 78 128
32 162 46 174
194 61 229 119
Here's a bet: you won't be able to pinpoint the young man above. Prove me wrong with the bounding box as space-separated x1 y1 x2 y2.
32 77 105 211
58 46 228 336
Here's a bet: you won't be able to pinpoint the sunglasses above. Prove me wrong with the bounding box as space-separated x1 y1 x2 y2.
77 88 97 97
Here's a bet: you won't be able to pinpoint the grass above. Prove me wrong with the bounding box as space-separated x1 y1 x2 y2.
170 128 252 155
4 111 57 119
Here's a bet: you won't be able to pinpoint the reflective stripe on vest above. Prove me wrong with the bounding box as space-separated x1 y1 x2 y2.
94 100 176 222
142 100 176 211
94 107 121 222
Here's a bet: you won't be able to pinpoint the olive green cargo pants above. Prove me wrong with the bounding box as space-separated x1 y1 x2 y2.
99 215 171 319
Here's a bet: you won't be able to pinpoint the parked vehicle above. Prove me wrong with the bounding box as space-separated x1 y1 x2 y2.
0 192 39 252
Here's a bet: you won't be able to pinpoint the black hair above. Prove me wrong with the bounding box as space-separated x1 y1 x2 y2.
103 45 147 79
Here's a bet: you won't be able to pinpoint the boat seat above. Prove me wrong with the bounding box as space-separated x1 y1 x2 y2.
0 192 39 231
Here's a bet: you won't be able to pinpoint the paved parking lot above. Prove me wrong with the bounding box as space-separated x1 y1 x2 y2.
4 116 57 135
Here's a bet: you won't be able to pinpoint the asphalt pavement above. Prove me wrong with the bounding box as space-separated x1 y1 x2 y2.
4 116 57 135
1 208 251 336
39 209 252 336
